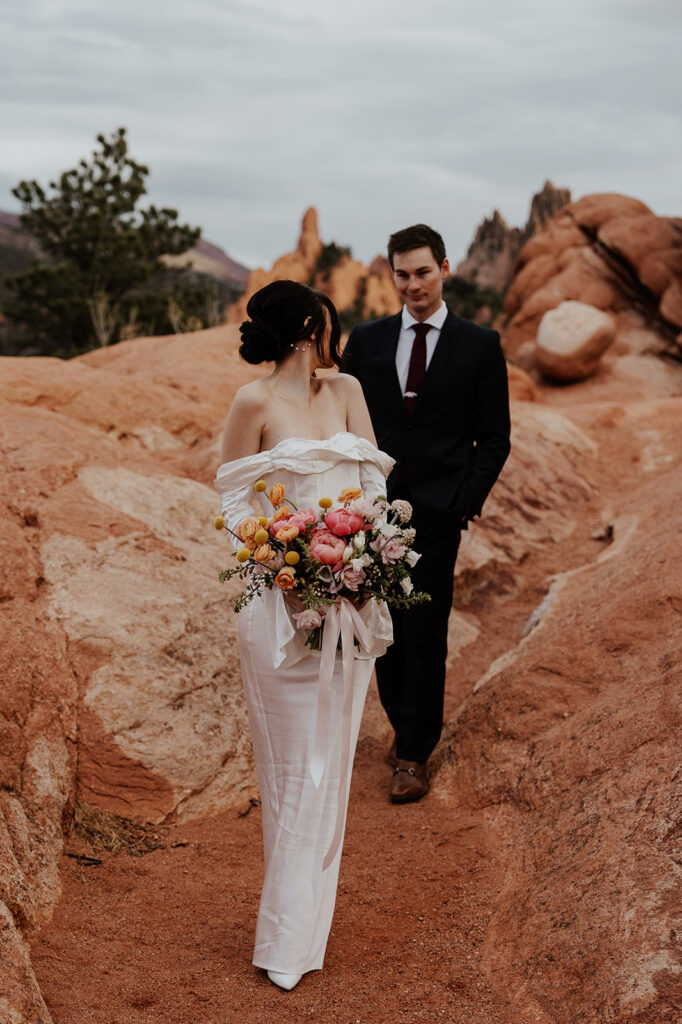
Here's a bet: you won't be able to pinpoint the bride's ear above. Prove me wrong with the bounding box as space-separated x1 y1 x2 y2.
303 315 313 335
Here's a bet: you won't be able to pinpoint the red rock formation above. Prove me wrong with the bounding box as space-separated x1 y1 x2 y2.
503 193 682 361
229 208 400 325
456 181 571 291
438 395 682 1022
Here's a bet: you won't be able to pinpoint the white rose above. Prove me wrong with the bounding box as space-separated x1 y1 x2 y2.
400 577 414 594
406 550 421 567
351 553 372 571
379 522 399 539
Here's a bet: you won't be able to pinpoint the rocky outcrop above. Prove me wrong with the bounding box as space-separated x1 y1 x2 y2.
503 193 682 361
455 210 522 292
0 326 255 1019
456 181 571 292
535 300 616 381
436 394 682 1023
0 424 78 1023
229 208 400 325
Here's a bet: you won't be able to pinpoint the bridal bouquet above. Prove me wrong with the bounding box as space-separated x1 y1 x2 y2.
215 480 429 648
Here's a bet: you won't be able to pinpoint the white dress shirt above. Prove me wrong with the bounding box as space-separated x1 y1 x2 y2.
395 302 449 395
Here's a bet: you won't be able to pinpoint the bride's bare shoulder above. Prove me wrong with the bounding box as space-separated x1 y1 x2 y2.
229 377 270 412
322 371 363 395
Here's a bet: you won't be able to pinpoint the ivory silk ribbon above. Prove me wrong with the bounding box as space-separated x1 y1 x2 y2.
308 598 372 872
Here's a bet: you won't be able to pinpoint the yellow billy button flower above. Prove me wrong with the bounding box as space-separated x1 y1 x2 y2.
319 497 332 509
254 528 270 545
236 548 251 563
254 480 268 493
213 516 226 530
284 551 300 566
258 516 269 527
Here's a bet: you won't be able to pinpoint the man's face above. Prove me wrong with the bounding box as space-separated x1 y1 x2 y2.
392 246 449 321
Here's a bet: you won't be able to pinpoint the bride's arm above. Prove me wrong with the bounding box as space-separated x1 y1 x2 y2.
338 373 391 499
220 383 266 463
338 373 377 446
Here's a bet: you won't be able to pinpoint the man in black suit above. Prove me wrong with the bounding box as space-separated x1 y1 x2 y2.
342 224 511 803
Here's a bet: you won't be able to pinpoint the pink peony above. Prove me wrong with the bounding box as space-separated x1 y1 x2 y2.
290 507 318 529
324 507 365 537
309 528 347 568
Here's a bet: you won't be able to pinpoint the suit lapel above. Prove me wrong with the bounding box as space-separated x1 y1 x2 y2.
409 311 460 418
380 313 404 414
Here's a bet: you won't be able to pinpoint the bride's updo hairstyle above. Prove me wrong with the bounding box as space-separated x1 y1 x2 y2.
239 280 341 368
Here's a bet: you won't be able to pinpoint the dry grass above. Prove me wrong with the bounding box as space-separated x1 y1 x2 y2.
69 802 170 858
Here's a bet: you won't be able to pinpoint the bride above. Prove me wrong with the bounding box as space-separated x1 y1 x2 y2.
214 280 395 991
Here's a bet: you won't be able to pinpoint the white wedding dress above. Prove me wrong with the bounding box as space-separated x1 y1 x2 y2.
214 432 395 977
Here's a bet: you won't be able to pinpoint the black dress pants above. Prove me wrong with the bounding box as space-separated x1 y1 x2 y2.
375 487 461 764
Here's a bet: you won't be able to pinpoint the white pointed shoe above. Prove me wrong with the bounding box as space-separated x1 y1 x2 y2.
267 970 302 991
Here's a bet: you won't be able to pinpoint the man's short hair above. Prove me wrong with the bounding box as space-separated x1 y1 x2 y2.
387 224 446 268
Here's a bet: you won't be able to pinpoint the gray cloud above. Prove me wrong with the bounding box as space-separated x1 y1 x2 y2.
1 0 680 267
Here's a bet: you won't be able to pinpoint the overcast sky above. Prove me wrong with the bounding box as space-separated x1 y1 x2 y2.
1 0 680 269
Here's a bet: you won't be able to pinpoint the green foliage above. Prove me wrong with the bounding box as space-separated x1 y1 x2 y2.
314 241 352 282
2 127 204 355
442 275 506 326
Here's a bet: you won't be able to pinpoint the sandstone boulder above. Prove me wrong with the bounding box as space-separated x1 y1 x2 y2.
503 193 682 361
535 300 616 381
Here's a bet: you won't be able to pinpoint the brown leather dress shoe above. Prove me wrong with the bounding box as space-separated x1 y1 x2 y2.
390 759 429 803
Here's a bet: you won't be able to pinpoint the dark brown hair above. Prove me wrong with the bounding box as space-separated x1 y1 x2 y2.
387 224 447 268
239 280 341 367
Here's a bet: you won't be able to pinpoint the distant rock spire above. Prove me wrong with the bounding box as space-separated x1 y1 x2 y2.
456 181 572 291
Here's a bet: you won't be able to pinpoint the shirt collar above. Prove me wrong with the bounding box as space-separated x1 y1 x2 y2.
401 301 448 332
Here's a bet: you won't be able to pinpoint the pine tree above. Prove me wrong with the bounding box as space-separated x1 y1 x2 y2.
4 128 201 354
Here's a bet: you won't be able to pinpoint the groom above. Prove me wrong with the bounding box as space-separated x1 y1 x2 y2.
342 223 511 803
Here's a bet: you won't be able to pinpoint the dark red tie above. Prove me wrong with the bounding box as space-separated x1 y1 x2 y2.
404 322 429 413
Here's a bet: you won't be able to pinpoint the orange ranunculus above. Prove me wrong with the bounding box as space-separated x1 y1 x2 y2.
237 516 260 541
275 567 297 590
277 524 300 542
338 486 363 504
268 483 286 507
273 505 291 522
253 543 274 563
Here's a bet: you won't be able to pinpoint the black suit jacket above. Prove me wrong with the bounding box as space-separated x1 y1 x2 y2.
342 310 511 525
